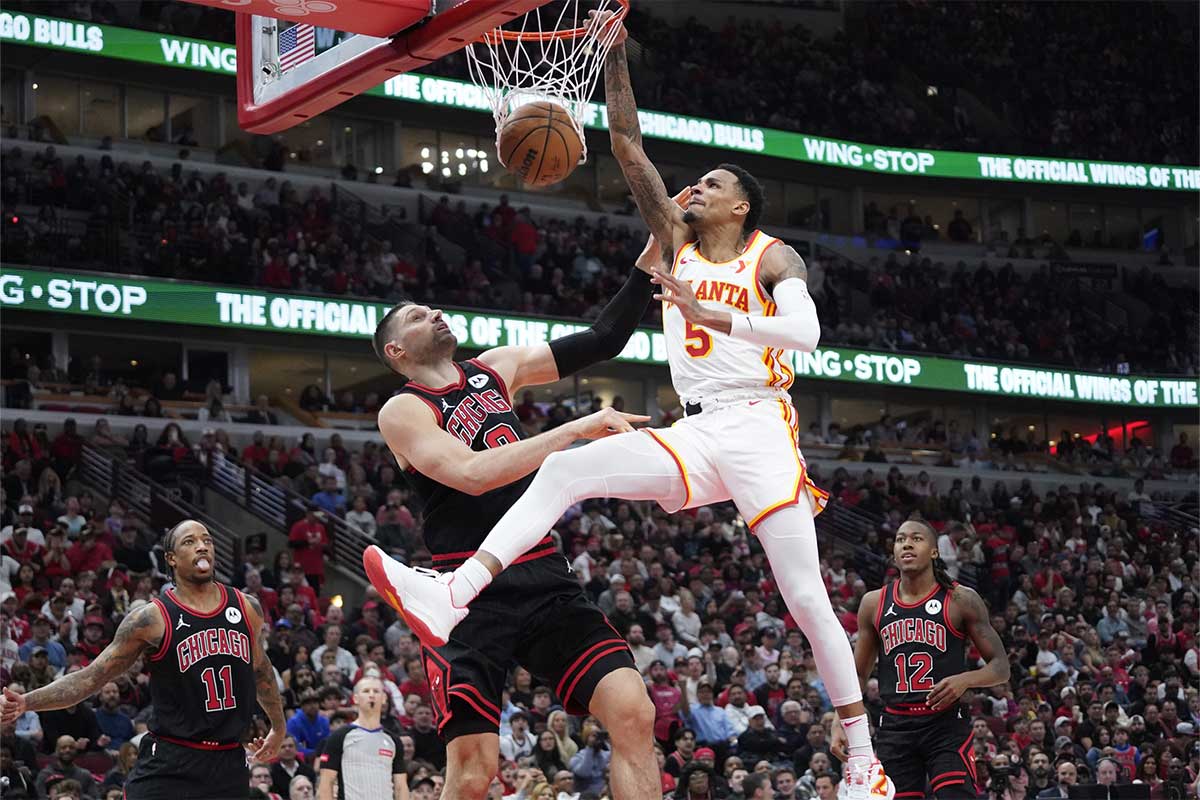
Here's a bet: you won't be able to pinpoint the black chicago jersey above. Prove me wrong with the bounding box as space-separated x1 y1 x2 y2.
147 583 256 744
400 358 549 561
398 357 635 744
875 580 967 719
873 580 976 798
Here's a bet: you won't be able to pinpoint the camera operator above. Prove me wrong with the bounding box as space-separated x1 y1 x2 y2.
568 728 610 795
988 755 1032 800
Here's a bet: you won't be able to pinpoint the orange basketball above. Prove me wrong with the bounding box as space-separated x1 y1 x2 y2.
497 101 583 187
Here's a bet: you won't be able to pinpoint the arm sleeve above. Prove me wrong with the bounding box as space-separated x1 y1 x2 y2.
726 278 820 352
548 268 653 378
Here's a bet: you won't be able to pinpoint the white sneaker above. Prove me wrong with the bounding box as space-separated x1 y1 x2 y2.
362 546 469 647
838 756 895 800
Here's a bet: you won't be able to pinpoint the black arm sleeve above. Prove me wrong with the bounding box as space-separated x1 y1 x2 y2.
548 268 654 378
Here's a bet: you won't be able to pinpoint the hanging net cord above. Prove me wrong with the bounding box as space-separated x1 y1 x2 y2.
465 1 627 167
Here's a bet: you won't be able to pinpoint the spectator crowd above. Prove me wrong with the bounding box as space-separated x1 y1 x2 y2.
4 146 1196 376
9 2 1196 164
2 402 1198 799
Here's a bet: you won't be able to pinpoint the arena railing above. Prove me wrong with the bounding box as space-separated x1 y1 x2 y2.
78 441 240 583
812 500 888 585
202 454 378 584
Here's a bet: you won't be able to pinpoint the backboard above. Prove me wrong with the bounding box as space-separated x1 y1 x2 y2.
175 0 553 133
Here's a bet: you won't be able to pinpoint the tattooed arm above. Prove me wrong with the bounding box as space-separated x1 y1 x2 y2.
243 592 286 762
2 602 163 722
603 40 687 261
926 586 1011 712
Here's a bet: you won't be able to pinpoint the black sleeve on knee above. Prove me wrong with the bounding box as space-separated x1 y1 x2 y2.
548 268 653 379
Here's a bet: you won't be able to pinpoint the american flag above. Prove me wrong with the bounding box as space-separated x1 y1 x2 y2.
278 24 315 72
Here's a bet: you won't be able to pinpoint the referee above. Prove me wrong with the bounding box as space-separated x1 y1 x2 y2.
317 676 409 799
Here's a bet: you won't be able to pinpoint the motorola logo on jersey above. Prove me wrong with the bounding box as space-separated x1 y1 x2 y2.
177 626 252 672
445 389 512 444
225 606 243 624
468 374 489 389
879 617 948 656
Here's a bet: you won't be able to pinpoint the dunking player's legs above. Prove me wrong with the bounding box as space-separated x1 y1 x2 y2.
448 431 691 604
753 495 871 723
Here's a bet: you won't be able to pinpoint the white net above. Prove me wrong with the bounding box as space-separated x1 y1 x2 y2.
465 0 628 168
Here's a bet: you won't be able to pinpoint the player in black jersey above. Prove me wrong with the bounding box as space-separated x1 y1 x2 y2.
360 229 682 800
831 519 1009 799
1 520 286 799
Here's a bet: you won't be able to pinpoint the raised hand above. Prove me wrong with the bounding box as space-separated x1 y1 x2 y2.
586 8 628 45
651 268 708 325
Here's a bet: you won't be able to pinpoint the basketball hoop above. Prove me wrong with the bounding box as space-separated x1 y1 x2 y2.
465 0 630 169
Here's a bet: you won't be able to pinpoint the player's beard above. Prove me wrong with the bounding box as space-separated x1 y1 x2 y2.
682 208 698 225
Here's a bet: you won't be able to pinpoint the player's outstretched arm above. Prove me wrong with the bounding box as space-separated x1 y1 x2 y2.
602 31 687 258
1 601 162 722
478 227 683 394
651 243 820 353
243 593 286 763
926 586 1010 712
380 395 648 496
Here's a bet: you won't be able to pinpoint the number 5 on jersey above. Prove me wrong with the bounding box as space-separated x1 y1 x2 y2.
684 321 713 358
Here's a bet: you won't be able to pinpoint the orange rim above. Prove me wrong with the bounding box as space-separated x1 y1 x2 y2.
479 0 629 43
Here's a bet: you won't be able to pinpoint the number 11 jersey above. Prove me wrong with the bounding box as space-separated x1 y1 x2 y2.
147 582 256 746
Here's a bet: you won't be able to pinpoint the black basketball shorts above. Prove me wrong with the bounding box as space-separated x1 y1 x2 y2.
421 553 635 742
123 734 249 800
875 708 977 799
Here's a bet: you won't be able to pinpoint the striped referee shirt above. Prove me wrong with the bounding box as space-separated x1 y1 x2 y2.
318 724 406 799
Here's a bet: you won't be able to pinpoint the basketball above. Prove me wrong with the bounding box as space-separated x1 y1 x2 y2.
497 101 584 187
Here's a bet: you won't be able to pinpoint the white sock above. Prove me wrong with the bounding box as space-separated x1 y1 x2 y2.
842 713 873 759
450 558 493 607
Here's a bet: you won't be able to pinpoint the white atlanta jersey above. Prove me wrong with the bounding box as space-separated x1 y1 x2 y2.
652 229 827 527
664 230 794 404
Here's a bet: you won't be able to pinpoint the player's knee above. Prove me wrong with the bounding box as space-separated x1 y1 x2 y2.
446 763 494 797
598 680 655 744
538 450 591 501
446 737 499 796
540 449 574 479
625 691 657 736
782 583 827 615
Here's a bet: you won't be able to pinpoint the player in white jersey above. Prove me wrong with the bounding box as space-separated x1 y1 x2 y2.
365 13 893 800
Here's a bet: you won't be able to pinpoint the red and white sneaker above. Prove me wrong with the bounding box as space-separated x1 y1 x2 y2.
838 756 895 800
362 545 468 647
